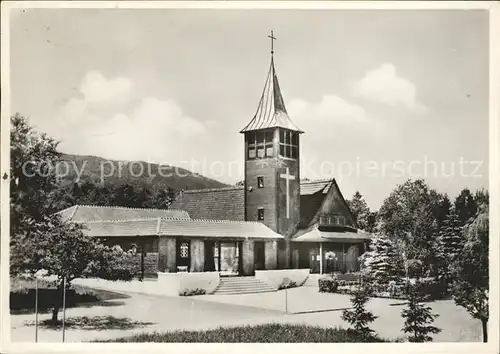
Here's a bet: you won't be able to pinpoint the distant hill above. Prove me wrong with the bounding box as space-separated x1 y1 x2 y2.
59 153 229 191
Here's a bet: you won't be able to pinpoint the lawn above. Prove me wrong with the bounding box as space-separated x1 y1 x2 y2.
10 277 129 314
94 323 390 343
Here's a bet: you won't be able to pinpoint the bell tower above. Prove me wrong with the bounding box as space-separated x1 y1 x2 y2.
240 31 303 267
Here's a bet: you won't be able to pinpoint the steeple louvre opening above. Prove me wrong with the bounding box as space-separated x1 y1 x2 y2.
240 57 303 134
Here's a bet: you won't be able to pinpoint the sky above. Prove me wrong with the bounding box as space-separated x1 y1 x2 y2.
9 8 489 210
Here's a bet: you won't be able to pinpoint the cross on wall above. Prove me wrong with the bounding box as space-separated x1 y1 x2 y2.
280 167 295 219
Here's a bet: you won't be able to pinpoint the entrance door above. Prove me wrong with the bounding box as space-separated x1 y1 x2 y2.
309 247 321 274
254 241 265 270
177 239 190 272
219 242 240 276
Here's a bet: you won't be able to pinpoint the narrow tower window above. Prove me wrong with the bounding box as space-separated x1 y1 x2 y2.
258 208 265 221
257 176 264 188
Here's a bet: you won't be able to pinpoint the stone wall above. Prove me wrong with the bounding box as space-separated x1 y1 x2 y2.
264 240 278 270
158 236 176 272
190 239 205 272
255 269 310 289
241 239 255 275
158 272 220 296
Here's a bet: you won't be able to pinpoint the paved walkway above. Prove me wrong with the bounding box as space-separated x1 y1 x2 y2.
9 279 483 343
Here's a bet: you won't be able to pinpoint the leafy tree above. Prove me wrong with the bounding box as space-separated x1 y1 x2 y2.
361 233 397 287
11 214 137 323
341 286 378 341
347 191 372 232
451 203 489 342
474 189 489 209
10 114 64 235
377 179 442 278
454 188 478 226
9 115 137 323
401 283 441 342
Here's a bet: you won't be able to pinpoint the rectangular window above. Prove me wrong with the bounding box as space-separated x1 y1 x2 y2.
258 208 264 221
248 148 256 159
265 145 274 157
256 131 265 144
265 130 274 143
257 146 265 158
257 176 264 188
278 128 299 160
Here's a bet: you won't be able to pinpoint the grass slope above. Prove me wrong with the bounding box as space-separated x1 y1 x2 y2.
94 323 389 343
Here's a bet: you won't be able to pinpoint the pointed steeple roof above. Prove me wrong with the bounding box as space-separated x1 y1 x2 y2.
240 56 303 133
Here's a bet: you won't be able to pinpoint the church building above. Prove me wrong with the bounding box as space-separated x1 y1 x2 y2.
58 35 371 280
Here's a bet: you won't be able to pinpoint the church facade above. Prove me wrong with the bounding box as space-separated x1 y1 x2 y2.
58 47 371 278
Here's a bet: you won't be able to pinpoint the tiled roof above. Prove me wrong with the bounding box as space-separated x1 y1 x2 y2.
291 224 371 243
58 205 189 222
169 180 335 223
82 218 160 237
300 179 332 195
169 186 245 221
158 218 283 239
240 57 303 133
81 217 283 240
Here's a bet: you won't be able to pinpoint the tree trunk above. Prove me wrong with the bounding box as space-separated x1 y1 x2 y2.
481 318 488 342
51 280 64 324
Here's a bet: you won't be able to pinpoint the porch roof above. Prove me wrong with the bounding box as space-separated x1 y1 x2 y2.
291 224 371 243
81 217 284 240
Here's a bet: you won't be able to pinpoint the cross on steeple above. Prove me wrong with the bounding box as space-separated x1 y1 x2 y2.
268 30 276 55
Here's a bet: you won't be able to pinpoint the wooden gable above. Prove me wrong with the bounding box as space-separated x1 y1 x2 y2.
308 179 357 229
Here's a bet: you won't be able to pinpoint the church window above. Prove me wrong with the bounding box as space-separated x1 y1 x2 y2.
257 176 264 188
247 129 274 160
258 208 265 221
279 128 299 159
338 216 346 225
180 242 189 258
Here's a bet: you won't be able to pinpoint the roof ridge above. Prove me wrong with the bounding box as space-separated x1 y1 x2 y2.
300 178 334 184
81 217 169 224
182 186 244 194
73 204 185 212
160 217 262 224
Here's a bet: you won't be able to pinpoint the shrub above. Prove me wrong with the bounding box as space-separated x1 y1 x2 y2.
278 278 297 290
414 278 449 301
341 286 378 341
318 277 339 293
179 288 206 296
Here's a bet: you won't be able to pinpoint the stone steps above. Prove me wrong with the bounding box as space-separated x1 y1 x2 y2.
212 276 277 295
302 274 322 287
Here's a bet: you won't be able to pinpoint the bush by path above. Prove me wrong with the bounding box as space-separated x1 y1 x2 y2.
94 323 391 343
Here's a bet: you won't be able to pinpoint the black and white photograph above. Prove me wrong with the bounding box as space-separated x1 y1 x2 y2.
1 1 498 351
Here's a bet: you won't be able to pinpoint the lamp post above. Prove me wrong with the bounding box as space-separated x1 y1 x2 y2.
35 277 39 342
62 277 67 342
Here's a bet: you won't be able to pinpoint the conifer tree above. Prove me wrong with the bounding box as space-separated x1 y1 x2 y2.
362 233 396 287
401 284 441 342
341 286 378 341
436 210 464 279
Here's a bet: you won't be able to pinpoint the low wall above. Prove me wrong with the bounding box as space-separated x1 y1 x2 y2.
255 269 310 289
157 272 220 296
